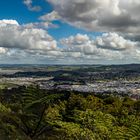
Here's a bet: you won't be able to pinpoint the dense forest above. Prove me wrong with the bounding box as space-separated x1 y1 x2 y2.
0 86 140 140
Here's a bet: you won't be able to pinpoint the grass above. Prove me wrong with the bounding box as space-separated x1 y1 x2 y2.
0 83 17 89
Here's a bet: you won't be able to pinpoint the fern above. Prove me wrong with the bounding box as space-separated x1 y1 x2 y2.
125 123 140 140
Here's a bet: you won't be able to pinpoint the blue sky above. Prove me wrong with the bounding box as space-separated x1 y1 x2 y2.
0 0 139 64
0 0 100 40
0 0 51 23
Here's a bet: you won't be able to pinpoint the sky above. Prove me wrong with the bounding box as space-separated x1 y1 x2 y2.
0 0 140 64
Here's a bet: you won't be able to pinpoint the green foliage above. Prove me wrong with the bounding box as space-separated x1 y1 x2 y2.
0 86 139 140
124 123 140 140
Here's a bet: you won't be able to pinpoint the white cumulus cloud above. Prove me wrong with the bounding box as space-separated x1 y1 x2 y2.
95 32 138 51
0 20 57 51
23 0 41 12
60 33 140 62
47 0 140 33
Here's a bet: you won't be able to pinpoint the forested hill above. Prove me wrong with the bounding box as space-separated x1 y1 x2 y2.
1 64 140 81
0 86 140 140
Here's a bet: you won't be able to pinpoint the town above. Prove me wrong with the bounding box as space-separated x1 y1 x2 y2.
0 64 140 100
